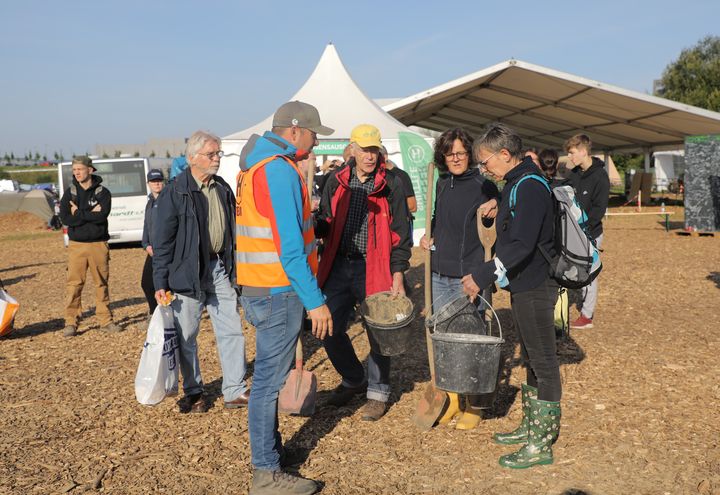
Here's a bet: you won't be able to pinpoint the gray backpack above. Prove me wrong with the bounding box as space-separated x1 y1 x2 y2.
510 174 602 289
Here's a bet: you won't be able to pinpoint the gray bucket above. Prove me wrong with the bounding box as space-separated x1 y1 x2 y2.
359 292 414 356
429 295 503 394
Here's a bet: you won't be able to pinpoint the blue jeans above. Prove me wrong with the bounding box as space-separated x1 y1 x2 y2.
173 258 247 400
431 272 465 315
241 291 304 470
322 257 391 402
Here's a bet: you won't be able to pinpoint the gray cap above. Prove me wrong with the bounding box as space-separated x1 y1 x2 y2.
72 155 94 170
272 101 334 136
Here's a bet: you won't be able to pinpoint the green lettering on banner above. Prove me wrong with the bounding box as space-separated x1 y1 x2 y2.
398 132 436 233
314 141 350 155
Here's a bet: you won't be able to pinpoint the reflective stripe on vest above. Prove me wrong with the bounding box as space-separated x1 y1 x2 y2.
235 155 318 287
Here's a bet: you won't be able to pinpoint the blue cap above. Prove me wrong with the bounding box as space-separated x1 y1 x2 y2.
147 169 164 182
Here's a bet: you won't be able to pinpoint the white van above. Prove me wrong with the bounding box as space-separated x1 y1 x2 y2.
58 157 171 246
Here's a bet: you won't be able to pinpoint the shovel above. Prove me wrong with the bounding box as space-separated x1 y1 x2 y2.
278 335 318 416
412 161 448 430
477 214 497 323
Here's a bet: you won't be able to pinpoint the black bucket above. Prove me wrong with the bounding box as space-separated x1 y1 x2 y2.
359 292 414 356
429 296 503 394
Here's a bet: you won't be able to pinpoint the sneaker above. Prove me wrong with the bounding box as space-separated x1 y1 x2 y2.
570 315 593 329
249 469 318 495
62 325 77 337
360 399 387 421
326 382 367 407
100 322 123 333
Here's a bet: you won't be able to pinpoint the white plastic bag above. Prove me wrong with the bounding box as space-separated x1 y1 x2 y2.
134 305 179 405
0 287 19 338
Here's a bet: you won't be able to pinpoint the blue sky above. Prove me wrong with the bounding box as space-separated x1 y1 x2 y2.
1 0 718 157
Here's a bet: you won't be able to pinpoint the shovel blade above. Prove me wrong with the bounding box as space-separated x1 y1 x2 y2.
278 369 317 417
412 383 448 430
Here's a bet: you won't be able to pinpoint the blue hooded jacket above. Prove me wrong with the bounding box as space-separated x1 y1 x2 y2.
239 131 324 310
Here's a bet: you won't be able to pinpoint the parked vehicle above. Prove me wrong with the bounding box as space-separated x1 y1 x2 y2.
57 157 170 246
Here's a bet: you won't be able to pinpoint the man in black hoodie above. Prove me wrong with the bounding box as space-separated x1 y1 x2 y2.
59 156 122 337
565 134 610 330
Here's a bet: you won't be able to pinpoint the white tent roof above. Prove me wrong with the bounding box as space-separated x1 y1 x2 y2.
224 44 411 141
384 59 720 153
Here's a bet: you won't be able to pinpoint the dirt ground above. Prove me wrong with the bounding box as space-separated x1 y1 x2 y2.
0 207 718 495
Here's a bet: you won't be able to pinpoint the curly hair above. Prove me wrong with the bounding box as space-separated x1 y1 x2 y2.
433 128 475 173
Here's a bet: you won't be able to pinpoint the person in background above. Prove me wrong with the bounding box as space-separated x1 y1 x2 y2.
140 168 165 317
169 155 188 180
524 147 541 168
59 156 123 337
315 124 411 422
538 148 571 187
297 151 321 210
464 122 562 469
380 146 417 234
236 101 333 495
419 128 499 429
153 131 249 415
565 134 609 330
316 158 339 195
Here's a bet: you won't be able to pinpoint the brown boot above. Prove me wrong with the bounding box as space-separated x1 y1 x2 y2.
360 399 387 421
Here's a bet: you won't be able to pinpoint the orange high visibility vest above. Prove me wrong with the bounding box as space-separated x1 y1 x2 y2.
235 155 318 287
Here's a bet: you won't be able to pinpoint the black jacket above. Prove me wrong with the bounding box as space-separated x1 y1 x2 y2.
430 168 499 278
569 157 610 238
59 175 111 242
471 158 555 293
152 168 237 298
141 193 160 249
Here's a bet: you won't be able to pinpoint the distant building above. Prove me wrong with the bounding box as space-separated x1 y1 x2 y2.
95 137 186 158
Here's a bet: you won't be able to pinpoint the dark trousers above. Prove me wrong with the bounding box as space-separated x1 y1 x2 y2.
322 256 392 402
511 278 562 402
141 254 157 314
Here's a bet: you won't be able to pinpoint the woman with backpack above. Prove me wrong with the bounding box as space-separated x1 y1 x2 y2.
419 128 499 430
463 123 562 469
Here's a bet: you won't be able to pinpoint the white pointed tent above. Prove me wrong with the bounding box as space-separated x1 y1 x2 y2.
219 43 425 184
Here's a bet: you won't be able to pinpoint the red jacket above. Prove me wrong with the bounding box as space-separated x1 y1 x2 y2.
316 158 411 295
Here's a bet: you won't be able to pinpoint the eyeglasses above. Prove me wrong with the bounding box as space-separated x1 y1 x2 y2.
444 151 469 160
478 152 497 168
199 150 224 160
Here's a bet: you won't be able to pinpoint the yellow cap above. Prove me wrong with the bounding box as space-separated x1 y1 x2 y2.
350 124 382 148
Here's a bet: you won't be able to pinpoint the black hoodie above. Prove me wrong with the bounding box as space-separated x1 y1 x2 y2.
430 168 498 278
59 175 111 242
569 157 610 238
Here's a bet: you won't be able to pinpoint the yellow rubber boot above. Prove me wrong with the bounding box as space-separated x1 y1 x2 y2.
438 392 461 425
456 396 483 430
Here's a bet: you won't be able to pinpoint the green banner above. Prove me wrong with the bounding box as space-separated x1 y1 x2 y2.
314 141 349 155
398 131 436 232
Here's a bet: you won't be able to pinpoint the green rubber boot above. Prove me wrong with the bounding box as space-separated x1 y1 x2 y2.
492 383 537 445
499 397 561 469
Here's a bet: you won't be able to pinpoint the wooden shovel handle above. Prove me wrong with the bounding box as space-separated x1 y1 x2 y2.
424 162 436 382
424 162 434 320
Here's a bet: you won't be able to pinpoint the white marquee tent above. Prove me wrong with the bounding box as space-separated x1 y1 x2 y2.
219 43 428 185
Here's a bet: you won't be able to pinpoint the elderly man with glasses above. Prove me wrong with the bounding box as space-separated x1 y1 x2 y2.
152 130 249 414
315 124 412 422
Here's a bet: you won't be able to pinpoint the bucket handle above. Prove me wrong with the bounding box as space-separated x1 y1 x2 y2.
430 294 502 341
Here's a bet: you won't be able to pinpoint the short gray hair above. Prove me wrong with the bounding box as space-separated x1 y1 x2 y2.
185 130 221 159
473 122 523 161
